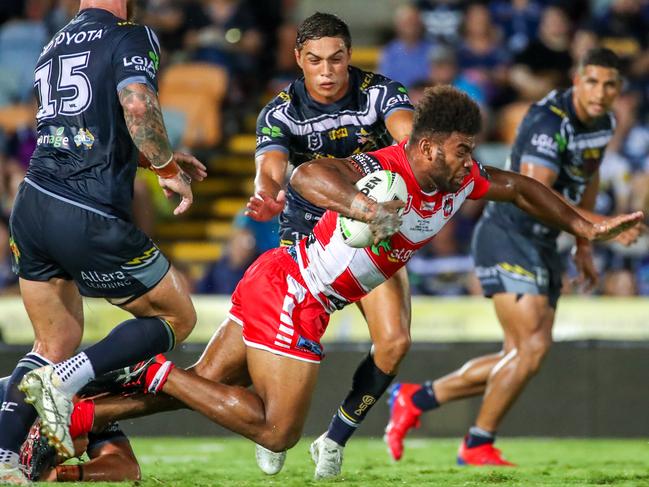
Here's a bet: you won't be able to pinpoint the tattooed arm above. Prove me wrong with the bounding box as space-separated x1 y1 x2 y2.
290 158 403 242
118 82 173 169
118 82 206 214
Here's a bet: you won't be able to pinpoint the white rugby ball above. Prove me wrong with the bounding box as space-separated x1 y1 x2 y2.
338 170 408 248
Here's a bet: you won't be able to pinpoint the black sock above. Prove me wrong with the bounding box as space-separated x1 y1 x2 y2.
0 353 52 455
84 317 175 376
411 381 440 411
326 352 395 446
466 426 495 448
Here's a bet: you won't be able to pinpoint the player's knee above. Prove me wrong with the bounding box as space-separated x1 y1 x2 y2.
519 334 552 375
374 331 411 372
260 425 301 452
167 303 197 343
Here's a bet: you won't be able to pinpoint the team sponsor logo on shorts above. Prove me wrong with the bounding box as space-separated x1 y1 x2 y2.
37 127 69 148
73 128 95 149
296 336 323 357
80 270 133 290
8 236 20 264
122 246 160 270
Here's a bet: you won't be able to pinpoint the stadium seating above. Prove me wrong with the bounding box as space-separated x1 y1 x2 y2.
159 63 228 149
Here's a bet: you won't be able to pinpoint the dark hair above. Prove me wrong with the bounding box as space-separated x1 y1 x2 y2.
579 47 621 73
295 12 351 51
411 86 481 142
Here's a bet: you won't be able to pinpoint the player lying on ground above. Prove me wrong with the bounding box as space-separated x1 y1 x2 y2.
62 86 642 481
0 377 139 483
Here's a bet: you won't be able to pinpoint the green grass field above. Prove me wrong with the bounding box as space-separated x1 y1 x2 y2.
74 437 648 486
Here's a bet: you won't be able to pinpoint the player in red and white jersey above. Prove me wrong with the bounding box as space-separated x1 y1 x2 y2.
63 86 642 474
297 140 489 312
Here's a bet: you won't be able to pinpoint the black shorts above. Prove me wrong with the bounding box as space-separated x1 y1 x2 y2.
9 181 169 303
471 216 563 308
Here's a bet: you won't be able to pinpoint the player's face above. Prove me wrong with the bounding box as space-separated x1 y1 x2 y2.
427 132 475 193
295 37 351 104
573 65 621 123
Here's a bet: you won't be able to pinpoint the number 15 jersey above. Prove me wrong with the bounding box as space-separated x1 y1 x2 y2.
26 8 162 221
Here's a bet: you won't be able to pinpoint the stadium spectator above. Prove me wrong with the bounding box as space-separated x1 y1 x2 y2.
416 0 467 45
378 4 434 88
0 0 49 104
426 45 485 106
509 5 573 101
489 0 543 54
456 3 511 107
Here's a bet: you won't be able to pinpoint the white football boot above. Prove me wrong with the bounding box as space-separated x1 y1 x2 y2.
19 366 74 458
255 444 286 475
310 432 344 480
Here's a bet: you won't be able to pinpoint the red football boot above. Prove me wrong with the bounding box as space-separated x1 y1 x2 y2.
384 383 423 461
457 437 515 466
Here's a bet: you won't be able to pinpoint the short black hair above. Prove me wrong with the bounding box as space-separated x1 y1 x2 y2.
295 12 351 51
411 85 482 142
579 47 621 73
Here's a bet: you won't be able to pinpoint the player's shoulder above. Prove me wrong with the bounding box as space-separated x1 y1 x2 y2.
351 66 397 91
522 90 567 133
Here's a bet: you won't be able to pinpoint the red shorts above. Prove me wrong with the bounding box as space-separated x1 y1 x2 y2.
229 247 330 363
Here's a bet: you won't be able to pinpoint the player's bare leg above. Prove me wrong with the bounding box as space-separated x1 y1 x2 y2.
161 322 319 452
315 267 411 478
90 320 250 431
455 293 553 466
386 330 516 460
473 293 554 432
0 278 83 482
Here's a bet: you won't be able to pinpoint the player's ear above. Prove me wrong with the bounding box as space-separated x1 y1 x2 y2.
418 137 434 161
294 49 303 69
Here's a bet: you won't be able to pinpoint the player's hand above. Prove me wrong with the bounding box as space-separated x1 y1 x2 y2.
245 190 286 221
571 242 598 292
586 211 644 241
369 200 404 244
158 171 193 215
613 221 647 246
173 151 207 181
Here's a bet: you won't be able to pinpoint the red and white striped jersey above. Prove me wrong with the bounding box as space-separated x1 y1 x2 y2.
294 140 490 313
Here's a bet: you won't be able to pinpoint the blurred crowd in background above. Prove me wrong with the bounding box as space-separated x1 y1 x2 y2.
0 0 648 298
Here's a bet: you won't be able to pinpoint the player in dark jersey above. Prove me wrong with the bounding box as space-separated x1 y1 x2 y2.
246 13 415 478
0 0 207 483
386 48 643 465
0 377 140 482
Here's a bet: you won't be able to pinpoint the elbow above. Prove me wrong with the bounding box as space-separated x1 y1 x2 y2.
289 163 311 194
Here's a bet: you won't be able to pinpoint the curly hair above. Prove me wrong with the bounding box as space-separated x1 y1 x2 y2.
411 85 482 142
295 12 351 51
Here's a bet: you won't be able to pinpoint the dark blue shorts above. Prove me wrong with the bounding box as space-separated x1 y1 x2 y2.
471 216 563 308
9 181 169 303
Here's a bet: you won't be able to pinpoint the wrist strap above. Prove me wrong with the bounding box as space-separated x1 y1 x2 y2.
152 155 180 178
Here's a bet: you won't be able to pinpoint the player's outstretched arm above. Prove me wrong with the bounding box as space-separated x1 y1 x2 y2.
484 167 644 241
245 150 289 221
119 82 206 215
291 158 403 242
